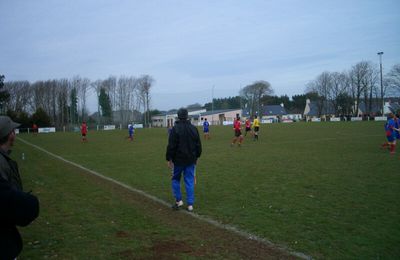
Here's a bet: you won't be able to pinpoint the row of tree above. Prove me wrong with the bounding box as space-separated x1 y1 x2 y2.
2 61 398 128
1 74 154 128
306 62 400 117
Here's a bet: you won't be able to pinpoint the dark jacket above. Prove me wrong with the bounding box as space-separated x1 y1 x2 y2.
0 149 23 191
0 149 39 260
166 120 202 166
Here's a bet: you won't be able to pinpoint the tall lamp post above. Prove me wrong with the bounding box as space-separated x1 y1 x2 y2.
211 85 214 124
377 51 384 115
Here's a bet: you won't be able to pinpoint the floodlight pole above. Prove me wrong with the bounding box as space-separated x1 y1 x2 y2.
377 51 384 115
212 85 214 124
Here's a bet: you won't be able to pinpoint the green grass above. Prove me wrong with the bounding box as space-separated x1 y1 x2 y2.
15 122 400 259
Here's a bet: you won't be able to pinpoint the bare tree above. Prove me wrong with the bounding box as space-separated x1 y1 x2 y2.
329 72 347 116
4 81 31 113
91 79 103 124
306 72 331 117
240 80 273 116
362 63 379 115
104 76 117 111
349 62 370 116
137 75 154 127
116 76 137 125
56 79 69 127
71 76 91 122
385 64 400 96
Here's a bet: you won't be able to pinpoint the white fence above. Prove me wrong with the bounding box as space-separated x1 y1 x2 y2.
104 125 116 130
38 127 56 133
375 116 387 121
223 121 234 126
262 119 274 124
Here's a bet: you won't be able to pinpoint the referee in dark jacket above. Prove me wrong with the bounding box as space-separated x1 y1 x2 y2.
0 116 39 259
166 108 202 212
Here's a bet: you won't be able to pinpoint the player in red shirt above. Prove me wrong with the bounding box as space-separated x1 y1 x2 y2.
244 118 252 136
81 122 88 142
231 116 243 147
32 123 38 135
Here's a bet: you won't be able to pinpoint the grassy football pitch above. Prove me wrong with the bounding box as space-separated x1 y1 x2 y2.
15 121 399 259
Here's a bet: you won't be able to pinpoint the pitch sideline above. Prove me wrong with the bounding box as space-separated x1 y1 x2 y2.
17 137 311 260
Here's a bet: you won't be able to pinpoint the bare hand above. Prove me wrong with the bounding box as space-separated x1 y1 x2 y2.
168 161 174 169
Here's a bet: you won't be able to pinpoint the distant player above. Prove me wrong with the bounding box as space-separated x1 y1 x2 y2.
81 121 88 142
244 118 251 136
128 124 134 141
382 113 398 155
231 116 243 147
253 115 260 141
203 118 210 140
395 114 400 141
32 123 38 135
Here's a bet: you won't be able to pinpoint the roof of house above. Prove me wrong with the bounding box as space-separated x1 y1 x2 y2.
262 105 287 116
388 102 400 113
304 101 335 116
358 101 381 114
154 108 207 117
242 105 287 117
199 108 241 116
153 111 172 117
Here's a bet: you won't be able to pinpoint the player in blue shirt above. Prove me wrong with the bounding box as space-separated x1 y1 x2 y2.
128 124 134 141
382 113 399 155
203 118 210 140
394 114 400 141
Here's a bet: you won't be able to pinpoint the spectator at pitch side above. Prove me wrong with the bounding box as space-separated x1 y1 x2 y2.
0 116 40 259
166 108 202 212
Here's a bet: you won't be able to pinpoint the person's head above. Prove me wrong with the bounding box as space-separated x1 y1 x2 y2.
0 116 20 148
204 118 207 121
254 115 258 119
177 108 188 120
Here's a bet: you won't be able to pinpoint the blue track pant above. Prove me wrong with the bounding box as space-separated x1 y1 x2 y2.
171 164 196 206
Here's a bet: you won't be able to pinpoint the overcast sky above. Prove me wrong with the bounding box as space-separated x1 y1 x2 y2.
1 0 399 113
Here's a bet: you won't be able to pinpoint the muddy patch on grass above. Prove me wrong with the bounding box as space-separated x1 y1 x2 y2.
116 230 130 238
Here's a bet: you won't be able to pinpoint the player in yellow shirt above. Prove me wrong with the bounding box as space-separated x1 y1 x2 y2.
253 115 260 141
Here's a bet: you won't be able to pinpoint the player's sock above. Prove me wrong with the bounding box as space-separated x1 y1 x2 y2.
390 144 396 154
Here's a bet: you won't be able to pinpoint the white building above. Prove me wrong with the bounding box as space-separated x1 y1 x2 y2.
151 108 206 128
